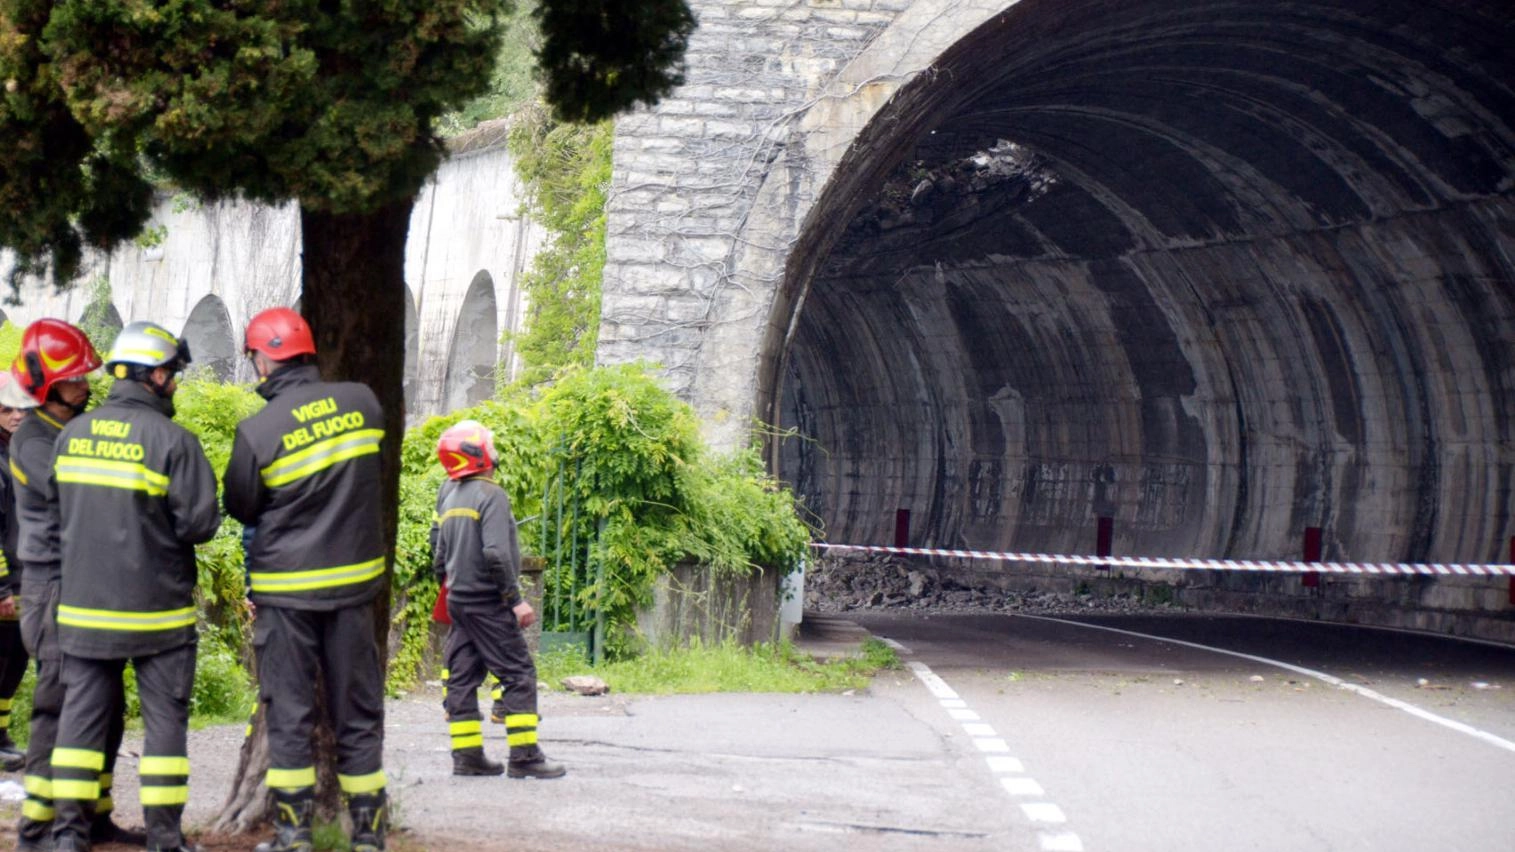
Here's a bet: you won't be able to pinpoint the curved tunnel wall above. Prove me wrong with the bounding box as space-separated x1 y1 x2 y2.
776 0 1515 565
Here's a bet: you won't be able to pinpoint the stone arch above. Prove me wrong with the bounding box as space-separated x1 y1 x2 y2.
744 0 1515 566
181 295 238 381
443 271 498 412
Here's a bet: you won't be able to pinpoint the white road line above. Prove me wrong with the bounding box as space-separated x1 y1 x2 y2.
1022 614 1515 755
881 637 912 653
908 661 960 700
1001 777 1045 796
985 755 1025 773
905 659 1083 851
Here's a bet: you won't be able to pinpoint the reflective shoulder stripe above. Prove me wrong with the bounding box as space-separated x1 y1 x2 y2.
260 428 383 488
249 557 385 595
439 508 480 522
8 457 26 487
57 605 196 632
55 456 169 497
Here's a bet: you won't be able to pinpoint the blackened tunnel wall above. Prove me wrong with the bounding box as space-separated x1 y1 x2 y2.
776 0 1515 566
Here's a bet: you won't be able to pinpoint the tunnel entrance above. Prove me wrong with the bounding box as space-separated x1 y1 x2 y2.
773 0 1514 623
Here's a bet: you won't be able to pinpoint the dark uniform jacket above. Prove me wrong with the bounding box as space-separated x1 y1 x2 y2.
430 477 522 608
53 381 221 658
224 364 385 611
10 408 67 586
0 432 18 605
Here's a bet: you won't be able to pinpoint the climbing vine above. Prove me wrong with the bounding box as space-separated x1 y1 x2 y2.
504 103 612 387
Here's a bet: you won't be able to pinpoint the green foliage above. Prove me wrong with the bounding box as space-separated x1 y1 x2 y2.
439 0 543 136
505 107 611 386
386 364 812 689
0 319 21 363
191 632 256 724
537 639 891 695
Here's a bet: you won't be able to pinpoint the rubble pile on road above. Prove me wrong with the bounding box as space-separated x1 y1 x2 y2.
805 551 1179 616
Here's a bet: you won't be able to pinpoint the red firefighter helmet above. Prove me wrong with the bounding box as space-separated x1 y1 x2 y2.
437 420 498 480
10 318 102 403
244 307 316 361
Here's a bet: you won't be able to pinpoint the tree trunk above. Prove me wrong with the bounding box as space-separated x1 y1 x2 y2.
211 198 413 832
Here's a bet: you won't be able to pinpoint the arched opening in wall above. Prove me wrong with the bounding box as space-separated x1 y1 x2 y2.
404 286 419 412
770 0 1515 614
78 299 123 350
443 271 498 412
181 295 237 381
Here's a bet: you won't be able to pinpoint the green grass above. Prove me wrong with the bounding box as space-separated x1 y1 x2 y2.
537 637 900 695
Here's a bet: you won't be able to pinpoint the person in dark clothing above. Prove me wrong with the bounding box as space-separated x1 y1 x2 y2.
431 420 564 780
49 322 221 852
0 370 31 772
222 307 388 852
9 319 142 851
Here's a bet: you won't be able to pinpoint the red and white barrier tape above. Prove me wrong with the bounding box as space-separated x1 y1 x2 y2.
809 542 1515 577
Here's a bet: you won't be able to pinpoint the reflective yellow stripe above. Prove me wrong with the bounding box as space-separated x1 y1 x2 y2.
338 770 386 794
22 800 55 820
52 779 100 800
24 775 53 797
97 794 114 812
52 747 105 770
503 714 537 729
448 720 482 735
506 730 538 747
100 771 113 789
58 605 195 632
55 456 169 496
440 508 480 522
9 457 27 487
141 756 189 776
140 785 189 805
249 557 385 594
451 734 484 750
0 698 11 710
37 410 63 430
260 429 383 488
266 766 316 789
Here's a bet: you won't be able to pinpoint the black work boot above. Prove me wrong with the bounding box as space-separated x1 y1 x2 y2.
17 818 53 851
507 745 566 779
0 729 25 772
90 815 146 846
253 789 314 852
348 791 386 852
452 747 504 777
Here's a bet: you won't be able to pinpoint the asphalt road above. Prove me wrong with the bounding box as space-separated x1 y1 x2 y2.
850 610 1515 852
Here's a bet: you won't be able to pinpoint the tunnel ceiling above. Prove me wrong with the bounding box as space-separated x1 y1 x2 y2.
781 0 1515 564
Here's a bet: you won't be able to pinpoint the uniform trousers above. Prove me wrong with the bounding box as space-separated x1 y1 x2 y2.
0 615 27 734
51 643 195 848
256 604 386 798
443 600 540 754
17 577 125 845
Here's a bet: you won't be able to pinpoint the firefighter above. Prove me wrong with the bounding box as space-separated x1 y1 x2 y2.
0 370 31 772
49 322 221 852
10 319 142 851
223 307 388 852
432 420 565 780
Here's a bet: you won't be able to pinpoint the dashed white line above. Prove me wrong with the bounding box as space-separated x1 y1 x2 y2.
905 659 1084 851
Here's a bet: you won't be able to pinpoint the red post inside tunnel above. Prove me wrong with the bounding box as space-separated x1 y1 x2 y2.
1303 526 1323 588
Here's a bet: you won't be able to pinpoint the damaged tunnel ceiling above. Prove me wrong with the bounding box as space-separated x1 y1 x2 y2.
778 0 1515 565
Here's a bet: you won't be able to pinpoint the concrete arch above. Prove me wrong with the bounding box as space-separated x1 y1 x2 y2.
443 271 498 411
762 0 1515 567
181 295 237 381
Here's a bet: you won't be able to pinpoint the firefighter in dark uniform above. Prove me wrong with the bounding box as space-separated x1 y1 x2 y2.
222 307 388 852
10 319 142 851
431 420 565 779
49 322 221 852
0 370 31 772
